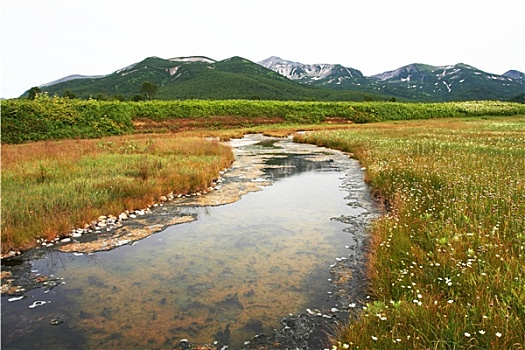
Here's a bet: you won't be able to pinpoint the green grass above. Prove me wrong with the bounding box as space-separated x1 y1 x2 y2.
2 96 524 347
3 98 524 144
295 116 525 349
1 135 234 252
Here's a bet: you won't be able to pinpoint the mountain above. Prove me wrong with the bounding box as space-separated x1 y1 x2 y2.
28 56 377 101
503 70 525 81
40 74 105 87
25 55 524 102
369 63 524 101
258 56 371 89
259 58 524 102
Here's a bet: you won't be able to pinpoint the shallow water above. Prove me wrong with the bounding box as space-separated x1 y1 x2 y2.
1 136 376 349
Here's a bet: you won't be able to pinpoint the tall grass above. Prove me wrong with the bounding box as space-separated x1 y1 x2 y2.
1 135 234 252
295 116 525 349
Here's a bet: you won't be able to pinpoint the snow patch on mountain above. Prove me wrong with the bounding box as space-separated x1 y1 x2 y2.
169 56 216 64
258 56 366 87
115 62 139 75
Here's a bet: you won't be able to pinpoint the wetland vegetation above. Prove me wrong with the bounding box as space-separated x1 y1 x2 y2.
1 135 234 252
296 116 525 349
1 96 524 349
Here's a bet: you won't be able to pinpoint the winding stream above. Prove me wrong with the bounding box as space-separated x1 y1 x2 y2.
1 135 378 349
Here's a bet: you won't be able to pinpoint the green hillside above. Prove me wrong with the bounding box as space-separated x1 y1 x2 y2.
26 56 523 102
33 57 386 102
369 63 524 102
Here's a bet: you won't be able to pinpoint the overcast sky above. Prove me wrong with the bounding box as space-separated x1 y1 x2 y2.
2 0 524 98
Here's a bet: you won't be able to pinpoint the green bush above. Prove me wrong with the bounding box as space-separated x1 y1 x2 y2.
2 98 524 144
130 100 524 123
1 95 134 143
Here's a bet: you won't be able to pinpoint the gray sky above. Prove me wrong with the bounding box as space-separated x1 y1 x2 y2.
2 0 524 98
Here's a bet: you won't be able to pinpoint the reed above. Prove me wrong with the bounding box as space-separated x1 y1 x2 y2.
1 135 234 252
295 116 525 349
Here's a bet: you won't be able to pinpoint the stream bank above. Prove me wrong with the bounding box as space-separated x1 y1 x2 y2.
1 135 379 349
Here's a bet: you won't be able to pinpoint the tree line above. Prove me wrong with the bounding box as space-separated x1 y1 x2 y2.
27 81 158 101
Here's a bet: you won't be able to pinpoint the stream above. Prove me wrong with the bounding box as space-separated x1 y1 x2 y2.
1 135 379 349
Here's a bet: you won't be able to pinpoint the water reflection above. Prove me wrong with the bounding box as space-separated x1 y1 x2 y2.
2 136 374 349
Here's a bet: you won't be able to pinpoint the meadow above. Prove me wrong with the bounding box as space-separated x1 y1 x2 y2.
295 116 525 349
0 116 350 253
1 135 234 251
1 96 524 348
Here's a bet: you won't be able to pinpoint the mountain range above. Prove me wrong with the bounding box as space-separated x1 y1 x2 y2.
28 56 524 102
259 57 524 102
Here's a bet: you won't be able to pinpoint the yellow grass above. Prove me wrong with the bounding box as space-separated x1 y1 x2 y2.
1 134 234 252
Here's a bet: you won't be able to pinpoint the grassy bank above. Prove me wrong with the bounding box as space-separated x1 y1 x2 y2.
1 135 234 252
2 97 524 143
1 95 134 144
295 116 525 349
0 122 368 254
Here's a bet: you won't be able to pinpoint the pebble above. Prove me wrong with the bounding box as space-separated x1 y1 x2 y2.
2 251 17 259
49 318 64 326
60 238 71 243
29 301 47 309
115 239 131 247
8 296 25 302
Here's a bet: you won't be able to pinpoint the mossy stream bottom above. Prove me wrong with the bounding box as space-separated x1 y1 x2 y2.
2 149 370 349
